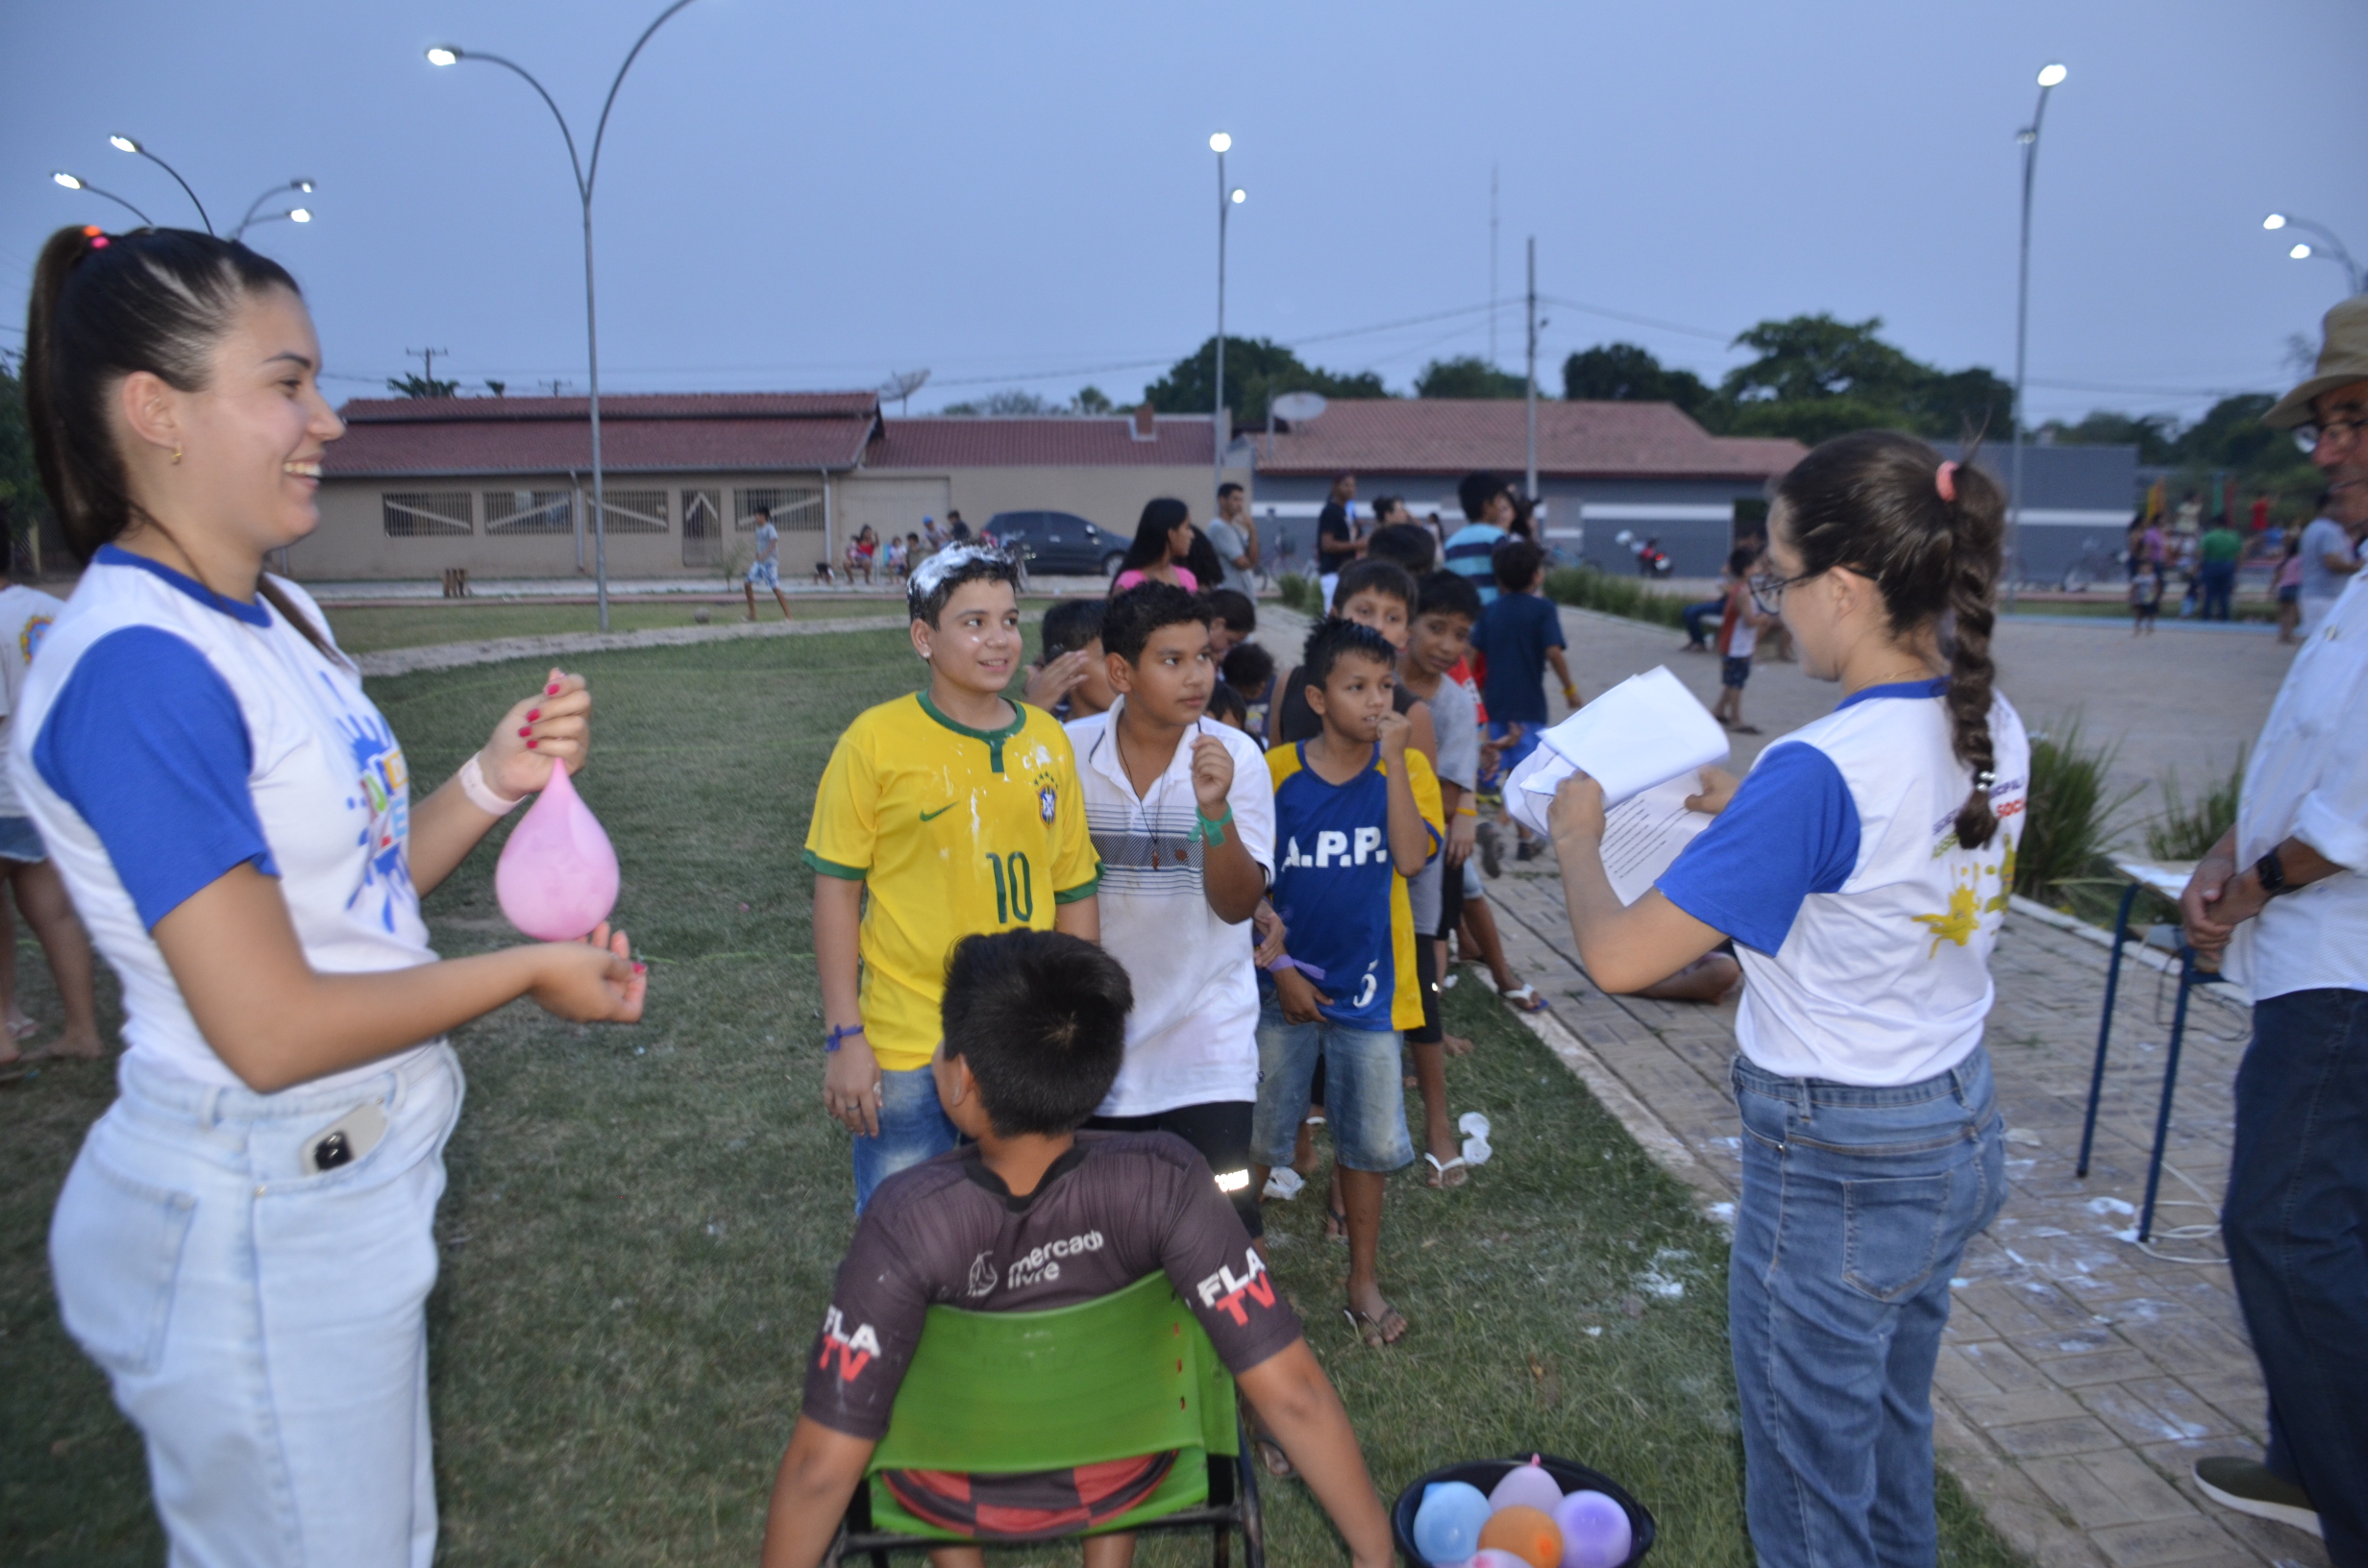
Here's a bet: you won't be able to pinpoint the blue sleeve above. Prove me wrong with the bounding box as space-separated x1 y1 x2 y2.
1655 742 1859 955
1542 599 1566 648
34 626 277 929
1469 608 1492 655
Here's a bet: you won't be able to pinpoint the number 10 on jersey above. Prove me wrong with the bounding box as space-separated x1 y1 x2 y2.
984 851 1035 923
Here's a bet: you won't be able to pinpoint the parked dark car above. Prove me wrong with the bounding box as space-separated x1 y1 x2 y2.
981 511 1127 577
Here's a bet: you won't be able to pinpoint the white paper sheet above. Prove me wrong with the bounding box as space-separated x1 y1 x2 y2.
1599 772 1714 905
1502 666 1729 837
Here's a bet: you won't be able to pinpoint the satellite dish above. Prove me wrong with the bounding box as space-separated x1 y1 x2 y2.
877 369 931 411
1270 391 1328 423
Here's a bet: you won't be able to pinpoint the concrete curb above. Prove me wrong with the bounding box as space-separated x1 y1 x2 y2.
2007 894 2252 1015
355 614 909 677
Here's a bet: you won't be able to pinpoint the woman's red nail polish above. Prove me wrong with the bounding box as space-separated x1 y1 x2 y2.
518 725 531 737
527 709 541 722
546 683 560 695
526 739 539 749
632 963 647 974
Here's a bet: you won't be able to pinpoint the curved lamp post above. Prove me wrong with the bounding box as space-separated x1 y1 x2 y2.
2262 214 2363 295
51 170 153 227
234 180 316 241
110 134 211 233
1209 134 1245 493
427 0 703 633
2008 61 2066 600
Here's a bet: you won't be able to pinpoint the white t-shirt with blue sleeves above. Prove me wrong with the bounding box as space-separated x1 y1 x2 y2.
1658 677 2030 1087
11 546 435 1091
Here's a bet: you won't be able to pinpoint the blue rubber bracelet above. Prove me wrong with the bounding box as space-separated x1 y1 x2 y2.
825 1023 865 1054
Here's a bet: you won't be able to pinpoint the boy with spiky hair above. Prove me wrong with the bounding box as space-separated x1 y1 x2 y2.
1024 598 1118 721
1256 619 1442 1348
804 546 1101 1210
760 929 1394 1568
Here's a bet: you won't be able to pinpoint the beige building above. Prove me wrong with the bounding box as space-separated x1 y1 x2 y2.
302 392 1248 582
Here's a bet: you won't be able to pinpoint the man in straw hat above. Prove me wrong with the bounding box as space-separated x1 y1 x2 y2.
2182 293 2368 1555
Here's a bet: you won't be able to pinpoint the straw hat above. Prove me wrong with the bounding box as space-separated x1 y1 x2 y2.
2266 293 2368 429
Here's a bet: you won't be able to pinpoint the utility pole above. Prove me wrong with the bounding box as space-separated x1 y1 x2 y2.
1524 235 1539 504
407 346 451 386
1490 164 1500 366
542 379 572 397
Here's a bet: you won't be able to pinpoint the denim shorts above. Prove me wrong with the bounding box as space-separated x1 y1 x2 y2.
1250 1004 1413 1173
1721 655 1752 689
851 1063 959 1213
0 814 47 863
1481 720 1542 792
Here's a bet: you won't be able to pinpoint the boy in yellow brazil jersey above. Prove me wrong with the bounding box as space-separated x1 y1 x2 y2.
803 546 1100 1210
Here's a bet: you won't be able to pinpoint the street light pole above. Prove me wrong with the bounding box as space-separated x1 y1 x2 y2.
2008 61 2066 604
1210 133 1234 496
2262 213 2364 295
233 180 315 241
50 172 153 227
1524 235 1540 504
109 135 211 233
429 0 702 633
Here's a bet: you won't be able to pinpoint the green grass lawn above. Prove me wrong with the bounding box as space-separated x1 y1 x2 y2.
315 597 911 653
0 627 2027 1566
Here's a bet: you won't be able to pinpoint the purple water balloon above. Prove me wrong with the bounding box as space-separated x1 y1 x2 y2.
1552 1489 1633 1568
1488 1456 1565 1516
495 762 619 940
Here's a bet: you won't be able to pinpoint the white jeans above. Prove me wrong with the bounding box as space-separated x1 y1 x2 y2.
51 1044 461 1568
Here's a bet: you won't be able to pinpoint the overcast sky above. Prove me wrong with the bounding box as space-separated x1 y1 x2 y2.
5 0 2362 427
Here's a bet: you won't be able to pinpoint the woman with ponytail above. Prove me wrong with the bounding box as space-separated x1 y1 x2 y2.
1547 429 2027 1567
17 224 645 1565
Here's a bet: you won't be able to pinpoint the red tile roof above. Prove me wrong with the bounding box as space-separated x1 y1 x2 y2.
324 393 882 478
1255 399 1804 480
864 416 1217 469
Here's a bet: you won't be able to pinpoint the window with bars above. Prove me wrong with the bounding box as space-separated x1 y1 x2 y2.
681 489 724 567
598 489 668 534
738 485 825 532
484 490 577 535
382 492 474 536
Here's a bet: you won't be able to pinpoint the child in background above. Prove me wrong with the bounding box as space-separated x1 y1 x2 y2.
0 571 101 1065
2274 533 2304 645
1549 432 2024 1565
1255 620 1442 1348
744 503 795 622
1222 643 1276 736
1024 599 1118 720
881 534 908 582
760 930 1394 1568
2131 560 2164 636
1471 538 1575 864
903 532 925 578
1205 682 1252 736
1713 546 1774 735
804 547 1102 1210
1270 561 1437 762
1204 588 1256 660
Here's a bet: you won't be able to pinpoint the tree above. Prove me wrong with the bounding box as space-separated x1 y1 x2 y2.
1414 355 1527 399
484 379 507 397
1713 313 2012 442
1561 342 1713 419
387 372 459 399
1141 336 1390 429
1071 384 1114 415
0 354 47 566
2041 410 2179 466
940 388 1052 416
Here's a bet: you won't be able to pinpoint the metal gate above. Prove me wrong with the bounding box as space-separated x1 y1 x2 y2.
681 488 723 567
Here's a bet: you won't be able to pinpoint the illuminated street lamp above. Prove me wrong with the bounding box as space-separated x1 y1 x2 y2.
1210 133 1244 491
2262 213 2363 294
2008 61 2067 599
426 1 703 631
234 180 317 241
109 134 211 233
50 170 153 227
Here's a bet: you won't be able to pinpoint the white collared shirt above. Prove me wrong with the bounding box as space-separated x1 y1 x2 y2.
2228 573 2368 999
1066 700 1274 1116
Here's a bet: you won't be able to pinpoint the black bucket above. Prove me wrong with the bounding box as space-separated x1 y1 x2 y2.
1390 1454 1656 1567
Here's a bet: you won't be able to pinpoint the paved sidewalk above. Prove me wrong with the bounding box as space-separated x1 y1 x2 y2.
354 612 907 677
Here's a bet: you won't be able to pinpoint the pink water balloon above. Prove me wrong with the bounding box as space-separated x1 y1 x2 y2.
495 762 619 940
1467 1552 1533 1568
1488 1457 1565 1517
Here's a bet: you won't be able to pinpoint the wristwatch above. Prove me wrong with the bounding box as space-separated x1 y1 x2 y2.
2255 846 2290 897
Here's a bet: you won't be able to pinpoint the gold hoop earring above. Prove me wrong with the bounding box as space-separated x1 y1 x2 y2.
170 445 183 465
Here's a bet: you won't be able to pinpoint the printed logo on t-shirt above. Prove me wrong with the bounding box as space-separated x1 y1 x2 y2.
965 1250 998 1299
19 615 53 664
1911 827 2019 958
1195 1247 1277 1327
1006 1230 1104 1290
1031 765 1060 824
1278 828 1385 869
334 696 414 931
818 1304 880 1383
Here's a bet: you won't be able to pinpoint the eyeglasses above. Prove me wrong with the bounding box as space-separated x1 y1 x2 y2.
2296 414 2366 454
1749 570 1818 609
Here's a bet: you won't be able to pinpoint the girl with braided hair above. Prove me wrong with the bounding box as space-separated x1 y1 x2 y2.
1547 429 2028 1567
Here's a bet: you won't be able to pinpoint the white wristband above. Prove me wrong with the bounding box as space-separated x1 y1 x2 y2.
458 751 526 816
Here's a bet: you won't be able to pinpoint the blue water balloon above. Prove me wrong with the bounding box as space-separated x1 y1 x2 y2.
1413 1480 1493 1565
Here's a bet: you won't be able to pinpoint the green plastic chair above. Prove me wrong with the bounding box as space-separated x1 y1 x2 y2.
830 1272 1265 1567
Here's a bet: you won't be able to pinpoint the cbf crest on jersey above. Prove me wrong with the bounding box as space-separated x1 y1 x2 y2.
1032 765 1060 824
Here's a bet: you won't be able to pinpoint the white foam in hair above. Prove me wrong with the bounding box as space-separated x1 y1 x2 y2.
906 542 1012 617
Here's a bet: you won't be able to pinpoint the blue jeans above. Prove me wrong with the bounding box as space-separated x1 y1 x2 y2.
1250 1005 1414 1173
2224 988 2368 1558
51 1045 462 1568
852 1064 958 1213
1684 596 1724 647
2199 560 2236 621
1729 1047 2005 1568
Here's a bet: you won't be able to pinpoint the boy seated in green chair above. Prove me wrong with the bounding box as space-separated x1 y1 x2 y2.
761 929 1394 1568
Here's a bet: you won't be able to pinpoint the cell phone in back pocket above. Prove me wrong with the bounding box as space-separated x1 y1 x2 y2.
302 1101 389 1175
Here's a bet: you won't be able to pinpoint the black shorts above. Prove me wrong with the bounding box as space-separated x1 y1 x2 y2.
1438 850 1467 943
1084 1101 1261 1237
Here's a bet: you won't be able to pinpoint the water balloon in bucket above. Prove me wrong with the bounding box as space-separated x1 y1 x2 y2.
495 762 619 940
1488 1456 1564 1515
1477 1505 1563 1568
1412 1480 1492 1565
1468 1553 1533 1568
1552 1489 1633 1568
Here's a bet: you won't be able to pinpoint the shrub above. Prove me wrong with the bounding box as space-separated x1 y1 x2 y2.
1542 565 1690 628
2015 716 2140 904
2145 746 2246 862
1276 573 1320 614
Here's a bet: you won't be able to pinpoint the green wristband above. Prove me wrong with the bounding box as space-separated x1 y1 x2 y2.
1196 804 1235 846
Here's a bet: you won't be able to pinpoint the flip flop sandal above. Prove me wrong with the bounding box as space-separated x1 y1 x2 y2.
1343 1302 1409 1348
1323 1204 1349 1242
1500 984 1549 1013
1253 1430 1297 1480
1424 1153 1469 1188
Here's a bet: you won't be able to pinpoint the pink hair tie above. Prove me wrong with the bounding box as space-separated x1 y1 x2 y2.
1935 461 1959 502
